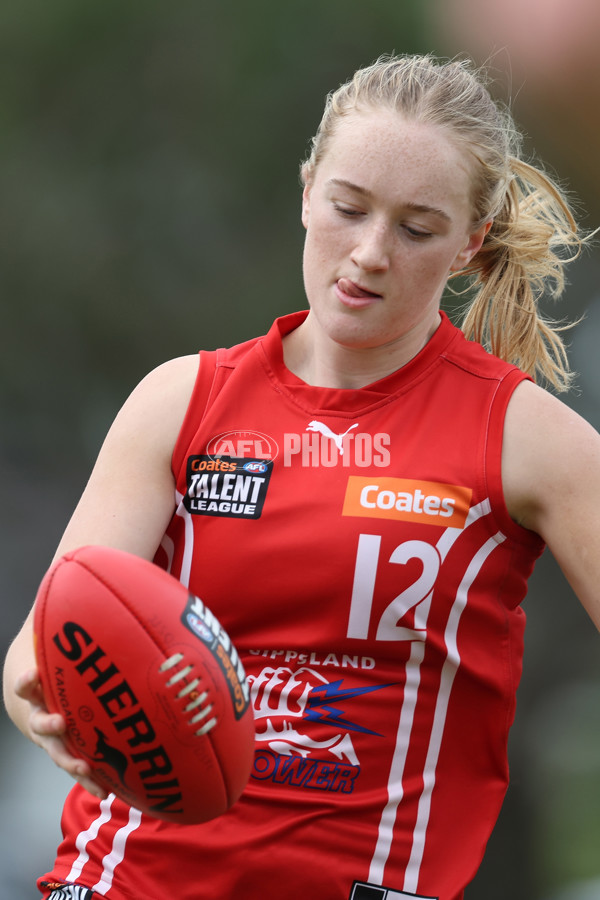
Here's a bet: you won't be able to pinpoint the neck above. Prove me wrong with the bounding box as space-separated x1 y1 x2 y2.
282 311 442 389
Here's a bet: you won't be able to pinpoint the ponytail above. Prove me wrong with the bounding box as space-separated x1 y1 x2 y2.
457 158 586 392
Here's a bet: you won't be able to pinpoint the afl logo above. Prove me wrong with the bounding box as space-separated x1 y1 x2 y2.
243 461 268 474
207 430 278 467
186 613 214 644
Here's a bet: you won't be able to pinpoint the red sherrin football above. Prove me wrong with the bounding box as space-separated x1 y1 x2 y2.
33 545 255 824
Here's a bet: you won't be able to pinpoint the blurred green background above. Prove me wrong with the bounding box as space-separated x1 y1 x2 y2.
2 1 600 897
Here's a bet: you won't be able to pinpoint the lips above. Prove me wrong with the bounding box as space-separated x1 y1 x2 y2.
336 278 382 301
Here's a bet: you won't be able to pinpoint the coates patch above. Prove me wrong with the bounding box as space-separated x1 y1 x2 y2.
182 593 250 719
183 455 272 519
342 476 471 528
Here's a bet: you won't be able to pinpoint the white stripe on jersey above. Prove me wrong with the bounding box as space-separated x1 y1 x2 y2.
66 795 115 884
403 531 505 892
175 490 194 588
367 635 427 880
92 806 143 895
368 501 504 888
436 499 491 560
159 533 175 573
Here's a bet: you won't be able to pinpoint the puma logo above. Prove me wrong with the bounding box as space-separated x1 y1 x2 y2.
306 421 359 456
92 727 129 786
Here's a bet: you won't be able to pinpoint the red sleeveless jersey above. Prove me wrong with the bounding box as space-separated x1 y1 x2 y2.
41 311 544 900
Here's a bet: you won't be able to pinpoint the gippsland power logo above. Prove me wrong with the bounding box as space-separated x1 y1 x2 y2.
247 656 392 795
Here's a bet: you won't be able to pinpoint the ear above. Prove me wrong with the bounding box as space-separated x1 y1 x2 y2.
301 182 311 230
450 220 493 272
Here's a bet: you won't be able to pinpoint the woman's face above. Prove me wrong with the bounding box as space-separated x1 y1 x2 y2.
301 108 489 354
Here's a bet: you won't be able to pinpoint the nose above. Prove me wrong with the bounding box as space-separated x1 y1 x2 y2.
350 222 391 273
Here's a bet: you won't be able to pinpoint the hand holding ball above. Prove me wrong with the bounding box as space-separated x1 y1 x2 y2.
33 545 255 823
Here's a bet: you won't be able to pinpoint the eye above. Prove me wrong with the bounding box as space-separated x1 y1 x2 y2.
333 202 364 218
403 225 433 240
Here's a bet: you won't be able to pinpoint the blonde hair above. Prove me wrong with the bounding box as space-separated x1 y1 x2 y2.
302 54 588 391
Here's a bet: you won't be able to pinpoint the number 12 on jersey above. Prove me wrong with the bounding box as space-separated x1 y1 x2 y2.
347 534 440 642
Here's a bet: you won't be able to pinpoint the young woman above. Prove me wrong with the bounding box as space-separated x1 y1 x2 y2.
4 53 600 900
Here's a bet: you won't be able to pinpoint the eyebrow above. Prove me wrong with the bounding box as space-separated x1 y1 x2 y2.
326 178 453 224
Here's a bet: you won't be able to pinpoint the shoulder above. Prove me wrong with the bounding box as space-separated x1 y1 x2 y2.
130 354 200 403
502 379 600 535
51 354 202 561
92 353 202 492
503 380 600 626
115 354 200 437
438 319 526 391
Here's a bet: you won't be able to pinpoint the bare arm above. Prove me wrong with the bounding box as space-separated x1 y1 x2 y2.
2 353 199 794
503 379 600 629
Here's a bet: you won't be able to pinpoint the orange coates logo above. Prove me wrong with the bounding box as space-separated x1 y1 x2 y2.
342 476 472 528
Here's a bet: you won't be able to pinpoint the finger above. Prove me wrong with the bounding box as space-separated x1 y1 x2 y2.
74 770 109 801
37 734 108 800
15 670 109 800
66 756 108 800
14 673 109 801
14 667 42 701
42 733 85 772
30 708 66 737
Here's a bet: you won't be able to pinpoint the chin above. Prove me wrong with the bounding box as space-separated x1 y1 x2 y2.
328 319 390 351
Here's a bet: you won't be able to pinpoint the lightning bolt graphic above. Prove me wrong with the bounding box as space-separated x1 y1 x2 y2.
304 679 392 736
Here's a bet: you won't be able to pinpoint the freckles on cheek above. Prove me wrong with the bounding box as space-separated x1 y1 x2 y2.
415 252 453 282
305 234 333 269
